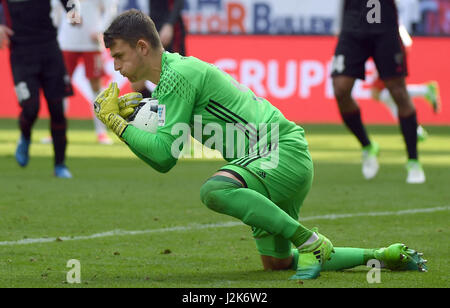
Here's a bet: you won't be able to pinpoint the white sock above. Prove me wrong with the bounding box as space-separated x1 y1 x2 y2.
407 84 428 98
297 232 319 250
93 117 107 136
379 88 398 118
91 90 108 135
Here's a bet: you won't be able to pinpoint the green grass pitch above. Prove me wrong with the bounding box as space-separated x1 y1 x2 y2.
0 119 449 288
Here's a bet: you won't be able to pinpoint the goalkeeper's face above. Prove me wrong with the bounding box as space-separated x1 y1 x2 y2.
110 39 146 82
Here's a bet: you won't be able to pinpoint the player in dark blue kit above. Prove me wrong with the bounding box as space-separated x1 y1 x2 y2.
0 0 78 178
331 0 425 184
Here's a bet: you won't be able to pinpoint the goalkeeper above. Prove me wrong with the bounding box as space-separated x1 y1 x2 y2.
94 9 427 279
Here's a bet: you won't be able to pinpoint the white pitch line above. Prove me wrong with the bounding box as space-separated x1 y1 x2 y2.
0 206 448 247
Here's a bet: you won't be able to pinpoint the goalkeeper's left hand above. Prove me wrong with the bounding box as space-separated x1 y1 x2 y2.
118 92 143 119
94 82 128 138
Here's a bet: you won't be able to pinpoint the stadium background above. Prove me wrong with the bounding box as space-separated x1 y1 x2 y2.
0 0 449 125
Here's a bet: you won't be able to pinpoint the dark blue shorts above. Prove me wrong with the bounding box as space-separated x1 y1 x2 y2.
9 40 73 105
331 30 408 81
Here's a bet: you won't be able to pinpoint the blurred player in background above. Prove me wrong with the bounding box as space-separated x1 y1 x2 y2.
371 0 441 142
332 0 425 184
45 0 119 145
93 10 427 280
0 0 77 178
421 0 450 35
131 0 186 98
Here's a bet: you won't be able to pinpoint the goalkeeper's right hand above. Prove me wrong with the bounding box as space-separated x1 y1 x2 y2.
94 82 127 138
118 92 143 119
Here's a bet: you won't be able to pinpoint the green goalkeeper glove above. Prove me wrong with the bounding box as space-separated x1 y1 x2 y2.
94 82 128 137
118 92 143 119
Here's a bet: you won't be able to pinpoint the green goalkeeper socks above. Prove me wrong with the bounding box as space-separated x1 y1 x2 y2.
200 175 312 245
291 247 375 271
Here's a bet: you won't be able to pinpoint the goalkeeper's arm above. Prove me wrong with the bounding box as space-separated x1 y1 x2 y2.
122 125 177 173
119 88 194 174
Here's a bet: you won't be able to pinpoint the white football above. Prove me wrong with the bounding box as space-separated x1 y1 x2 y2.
127 98 159 133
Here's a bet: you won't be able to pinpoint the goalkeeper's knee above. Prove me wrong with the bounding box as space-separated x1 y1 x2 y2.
200 176 243 214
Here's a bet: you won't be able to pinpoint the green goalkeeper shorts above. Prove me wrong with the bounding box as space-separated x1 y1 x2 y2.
220 138 314 259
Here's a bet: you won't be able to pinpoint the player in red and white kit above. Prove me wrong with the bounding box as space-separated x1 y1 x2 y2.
47 0 118 145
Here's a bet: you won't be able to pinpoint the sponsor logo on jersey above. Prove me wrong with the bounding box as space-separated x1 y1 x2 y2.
158 105 166 126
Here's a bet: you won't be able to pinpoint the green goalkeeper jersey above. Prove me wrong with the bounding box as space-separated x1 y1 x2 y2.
122 52 308 173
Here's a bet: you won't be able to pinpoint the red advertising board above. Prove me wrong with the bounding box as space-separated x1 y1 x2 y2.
0 35 449 124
